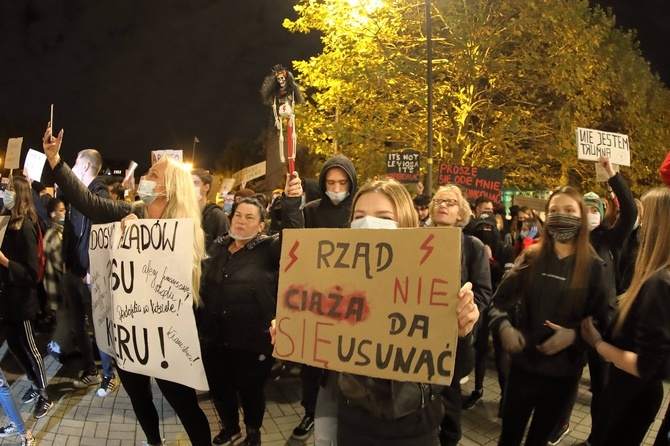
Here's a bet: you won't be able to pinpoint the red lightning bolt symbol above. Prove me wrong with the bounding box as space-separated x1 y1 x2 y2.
419 233 435 265
284 241 300 272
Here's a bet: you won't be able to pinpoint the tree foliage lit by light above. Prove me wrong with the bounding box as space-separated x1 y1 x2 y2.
285 0 670 192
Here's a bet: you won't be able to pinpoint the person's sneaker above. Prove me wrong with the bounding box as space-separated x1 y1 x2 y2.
0 422 19 438
97 375 118 397
141 440 166 446
291 414 315 440
548 424 571 445
243 428 261 446
20 434 36 446
462 389 483 410
72 370 102 389
21 387 39 404
33 395 54 419
459 375 469 385
212 426 241 445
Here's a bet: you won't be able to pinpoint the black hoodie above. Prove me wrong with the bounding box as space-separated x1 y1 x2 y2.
302 154 358 229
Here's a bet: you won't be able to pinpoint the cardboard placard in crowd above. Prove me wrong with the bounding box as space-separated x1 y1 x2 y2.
576 127 630 167
274 227 461 385
437 163 505 204
5 138 23 170
88 218 208 390
232 161 266 186
151 150 183 164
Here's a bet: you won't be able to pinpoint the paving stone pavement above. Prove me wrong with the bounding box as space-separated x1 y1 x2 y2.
0 344 667 445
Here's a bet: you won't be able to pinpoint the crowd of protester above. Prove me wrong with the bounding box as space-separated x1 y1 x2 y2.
0 121 666 446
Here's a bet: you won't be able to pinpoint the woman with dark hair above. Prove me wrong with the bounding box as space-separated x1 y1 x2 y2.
489 186 613 445
0 176 53 420
200 177 304 446
582 187 670 446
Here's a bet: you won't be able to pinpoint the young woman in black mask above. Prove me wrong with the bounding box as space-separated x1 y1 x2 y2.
488 186 613 446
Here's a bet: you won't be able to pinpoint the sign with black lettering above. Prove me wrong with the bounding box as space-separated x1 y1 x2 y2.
386 150 420 183
89 219 208 390
275 228 461 385
576 127 630 166
437 163 504 204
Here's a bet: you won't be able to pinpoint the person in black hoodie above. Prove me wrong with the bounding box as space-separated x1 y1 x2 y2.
60 149 118 397
292 154 358 442
462 213 515 415
191 168 230 251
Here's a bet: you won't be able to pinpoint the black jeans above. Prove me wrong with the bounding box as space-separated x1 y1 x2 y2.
499 366 580 446
117 368 211 446
300 364 323 416
203 346 273 430
2 320 48 393
473 310 509 395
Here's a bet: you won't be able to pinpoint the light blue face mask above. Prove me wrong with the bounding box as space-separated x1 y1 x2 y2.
223 203 233 214
325 190 349 203
137 179 163 206
350 215 399 229
2 190 15 210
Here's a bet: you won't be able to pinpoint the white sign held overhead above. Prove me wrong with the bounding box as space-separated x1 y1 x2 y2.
5 138 23 170
575 127 630 167
232 161 267 186
23 149 48 182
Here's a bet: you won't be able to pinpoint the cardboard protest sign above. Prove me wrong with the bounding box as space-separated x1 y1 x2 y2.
576 127 630 167
274 227 461 385
233 161 266 186
219 178 236 195
386 150 420 183
88 219 208 390
513 195 548 214
5 138 23 170
0 216 9 248
22 149 47 182
151 150 184 164
595 162 619 182
438 163 504 204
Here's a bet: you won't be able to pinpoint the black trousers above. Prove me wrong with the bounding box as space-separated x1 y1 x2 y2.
117 368 211 446
499 366 580 446
590 366 663 446
300 364 323 416
2 320 48 392
203 346 273 430
473 310 509 395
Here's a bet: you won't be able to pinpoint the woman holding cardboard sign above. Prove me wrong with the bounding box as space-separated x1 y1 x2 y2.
43 123 210 446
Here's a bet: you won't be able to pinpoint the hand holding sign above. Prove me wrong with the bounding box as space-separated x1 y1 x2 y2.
284 171 302 198
598 156 616 179
456 282 478 338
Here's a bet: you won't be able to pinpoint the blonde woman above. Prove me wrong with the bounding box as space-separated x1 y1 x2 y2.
43 124 210 446
582 187 670 446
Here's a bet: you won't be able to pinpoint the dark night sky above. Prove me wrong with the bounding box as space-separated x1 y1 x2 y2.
0 0 667 175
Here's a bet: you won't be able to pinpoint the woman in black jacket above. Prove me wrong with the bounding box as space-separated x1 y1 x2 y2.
200 176 304 446
0 176 53 419
43 124 210 446
582 187 670 446
489 186 613 446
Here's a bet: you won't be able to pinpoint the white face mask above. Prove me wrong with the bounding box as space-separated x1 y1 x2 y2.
228 230 257 241
194 186 202 202
325 190 349 203
350 216 399 229
587 213 601 231
2 190 15 210
137 179 163 206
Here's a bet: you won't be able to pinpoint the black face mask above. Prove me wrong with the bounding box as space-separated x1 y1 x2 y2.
474 229 497 248
545 213 581 242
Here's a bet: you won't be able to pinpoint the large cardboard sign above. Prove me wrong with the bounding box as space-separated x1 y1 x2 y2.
438 163 504 204
233 161 267 186
576 127 630 167
5 138 23 170
386 150 420 183
274 227 461 385
151 150 184 164
88 219 208 390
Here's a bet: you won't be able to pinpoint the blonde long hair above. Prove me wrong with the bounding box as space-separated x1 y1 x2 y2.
351 178 419 228
131 157 206 307
616 188 670 331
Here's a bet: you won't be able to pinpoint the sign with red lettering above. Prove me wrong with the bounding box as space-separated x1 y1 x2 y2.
275 228 461 385
386 150 420 183
437 163 504 204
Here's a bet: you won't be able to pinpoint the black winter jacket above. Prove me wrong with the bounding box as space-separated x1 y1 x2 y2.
0 217 40 321
62 175 111 276
198 195 304 355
